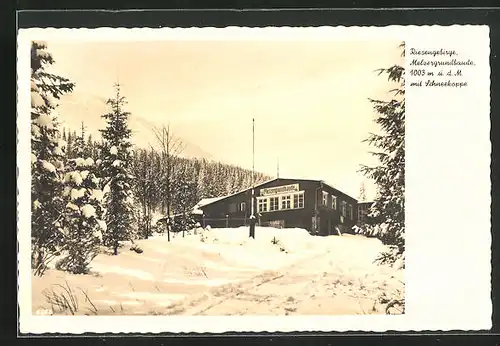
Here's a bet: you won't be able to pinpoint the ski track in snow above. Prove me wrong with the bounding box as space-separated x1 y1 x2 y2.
152 246 398 316
31 227 403 316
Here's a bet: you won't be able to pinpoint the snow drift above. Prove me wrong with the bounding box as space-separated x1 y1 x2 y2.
32 226 404 316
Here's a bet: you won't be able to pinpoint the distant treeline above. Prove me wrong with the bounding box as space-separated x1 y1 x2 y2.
62 127 271 215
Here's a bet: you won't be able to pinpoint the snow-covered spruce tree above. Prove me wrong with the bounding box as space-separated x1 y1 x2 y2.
360 42 405 268
171 170 198 237
86 133 98 160
132 148 161 239
59 134 105 274
358 181 367 202
99 83 136 255
31 41 75 275
196 161 208 199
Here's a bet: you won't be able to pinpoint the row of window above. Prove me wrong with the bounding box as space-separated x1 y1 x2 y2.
322 191 354 220
227 190 354 220
257 192 305 213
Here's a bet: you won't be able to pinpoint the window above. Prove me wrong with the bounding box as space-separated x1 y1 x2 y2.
281 195 291 210
331 196 337 210
265 191 304 212
322 191 328 206
269 197 279 211
293 192 304 209
258 198 268 213
239 202 246 212
341 201 347 217
348 204 353 220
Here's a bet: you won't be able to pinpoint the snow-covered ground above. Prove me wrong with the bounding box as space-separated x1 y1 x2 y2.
32 226 404 316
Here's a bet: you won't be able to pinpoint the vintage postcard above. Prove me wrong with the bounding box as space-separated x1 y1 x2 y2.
17 25 491 334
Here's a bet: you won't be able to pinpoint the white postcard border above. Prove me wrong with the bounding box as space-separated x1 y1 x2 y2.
17 25 491 334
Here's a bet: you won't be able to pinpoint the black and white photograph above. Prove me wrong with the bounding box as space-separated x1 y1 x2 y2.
17 25 491 333
27 35 405 317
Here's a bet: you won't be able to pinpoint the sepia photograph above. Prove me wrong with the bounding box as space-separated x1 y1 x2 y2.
17 24 491 334
27 37 405 317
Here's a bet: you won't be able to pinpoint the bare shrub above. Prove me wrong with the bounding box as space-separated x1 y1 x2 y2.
42 280 79 315
378 289 405 315
42 280 98 315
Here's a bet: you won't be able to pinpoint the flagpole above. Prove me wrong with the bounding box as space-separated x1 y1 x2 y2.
252 118 255 190
249 118 256 238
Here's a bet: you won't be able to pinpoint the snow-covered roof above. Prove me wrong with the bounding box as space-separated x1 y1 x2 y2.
193 178 279 210
194 177 358 209
358 201 375 208
321 181 358 202
194 197 227 209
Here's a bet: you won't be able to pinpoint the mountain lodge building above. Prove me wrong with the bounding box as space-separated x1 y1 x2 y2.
194 177 365 236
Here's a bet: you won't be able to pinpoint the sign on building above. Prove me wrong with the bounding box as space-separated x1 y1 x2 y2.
260 183 299 197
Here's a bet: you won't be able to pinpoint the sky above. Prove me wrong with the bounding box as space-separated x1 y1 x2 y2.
46 39 403 201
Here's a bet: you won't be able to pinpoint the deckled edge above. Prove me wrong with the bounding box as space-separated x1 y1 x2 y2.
16 24 492 335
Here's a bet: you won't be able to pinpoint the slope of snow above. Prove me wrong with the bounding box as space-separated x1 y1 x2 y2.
32 226 404 316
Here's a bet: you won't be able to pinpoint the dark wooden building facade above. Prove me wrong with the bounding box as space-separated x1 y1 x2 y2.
196 178 359 236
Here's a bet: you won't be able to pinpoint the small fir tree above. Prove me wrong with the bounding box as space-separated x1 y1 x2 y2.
358 181 367 202
59 135 104 274
99 83 136 255
66 130 73 158
171 177 198 237
132 148 161 239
